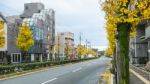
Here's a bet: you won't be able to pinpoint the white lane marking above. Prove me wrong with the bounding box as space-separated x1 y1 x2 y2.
72 67 82 72
41 78 57 84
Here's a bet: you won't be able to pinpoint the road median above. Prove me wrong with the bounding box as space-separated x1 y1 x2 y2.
0 57 99 80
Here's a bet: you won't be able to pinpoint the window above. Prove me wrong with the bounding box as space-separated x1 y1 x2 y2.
25 6 28 10
47 35 49 39
11 53 21 63
38 10 41 13
48 27 50 31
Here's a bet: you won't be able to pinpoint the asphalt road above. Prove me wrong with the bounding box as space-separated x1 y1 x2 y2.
0 56 109 84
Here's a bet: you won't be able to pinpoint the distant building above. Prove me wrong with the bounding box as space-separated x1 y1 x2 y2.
92 48 98 53
55 32 74 60
97 51 104 56
6 16 20 24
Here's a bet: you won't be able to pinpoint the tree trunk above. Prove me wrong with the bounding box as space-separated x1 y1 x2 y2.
50 45 54 61
21 51 28 63
113 48 117 84
116 23 130 84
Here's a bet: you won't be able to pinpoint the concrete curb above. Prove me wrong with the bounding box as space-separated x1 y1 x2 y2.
0 65 63 81
0 58 99 81
130 69 150 84
111 74 114 84
0 59 93 81
0 68 49 81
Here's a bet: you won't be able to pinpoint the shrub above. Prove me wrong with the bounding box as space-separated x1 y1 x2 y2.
0 57 99 75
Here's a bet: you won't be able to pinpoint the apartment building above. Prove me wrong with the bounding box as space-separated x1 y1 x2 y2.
129 21 150 65
3 2 55 64
21 3 55 62
55 32 75 60
6 16 22 63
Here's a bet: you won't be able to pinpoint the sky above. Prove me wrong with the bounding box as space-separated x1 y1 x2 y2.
0 0 108 51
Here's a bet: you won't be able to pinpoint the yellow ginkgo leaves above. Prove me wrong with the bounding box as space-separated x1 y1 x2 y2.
16 22 34 52
77 45 98 57
102 0 150 55
0 20 5 48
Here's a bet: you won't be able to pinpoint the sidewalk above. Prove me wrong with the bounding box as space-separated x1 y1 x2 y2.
130 64 150 84
130 69 150 84
130 72 145 84
98 59 113 84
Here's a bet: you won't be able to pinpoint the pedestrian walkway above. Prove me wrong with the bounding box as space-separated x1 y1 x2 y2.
130 73 145 84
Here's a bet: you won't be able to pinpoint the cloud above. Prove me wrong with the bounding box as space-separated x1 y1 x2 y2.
0 0 108 47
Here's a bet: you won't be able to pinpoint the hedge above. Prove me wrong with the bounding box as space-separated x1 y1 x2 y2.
0 57 98 75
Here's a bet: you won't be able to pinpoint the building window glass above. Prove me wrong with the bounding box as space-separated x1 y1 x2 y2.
11 53 21 63
47 35 49 39
38 10 41 13
25 6 28 10
48 27 50 31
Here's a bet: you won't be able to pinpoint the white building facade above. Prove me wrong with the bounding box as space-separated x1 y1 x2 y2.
55 32 75 60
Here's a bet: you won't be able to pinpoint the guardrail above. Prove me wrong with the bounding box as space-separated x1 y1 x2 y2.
130 64 150 81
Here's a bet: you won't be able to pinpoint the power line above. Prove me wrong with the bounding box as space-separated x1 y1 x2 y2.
79 32 81 45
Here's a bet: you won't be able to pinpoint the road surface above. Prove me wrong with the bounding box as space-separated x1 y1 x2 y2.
0 57 109 84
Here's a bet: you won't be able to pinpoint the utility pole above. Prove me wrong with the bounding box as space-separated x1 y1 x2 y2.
65 40 69 60
87 41 91 49
79 32 81 46
85 39 88 49
78 32 82 59
85 39 88 58
57 35 60 61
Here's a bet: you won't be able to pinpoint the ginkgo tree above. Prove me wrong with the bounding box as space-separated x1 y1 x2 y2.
77 45 98 58
16 22 34 61
102 0 150 83
64 41 70 60
55 45 60 61
88 49 98 57
0 20 5 48
55 35 61 61
77 45 87 58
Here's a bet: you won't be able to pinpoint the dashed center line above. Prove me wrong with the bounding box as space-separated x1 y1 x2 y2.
41 78 57 84
72 67 82 72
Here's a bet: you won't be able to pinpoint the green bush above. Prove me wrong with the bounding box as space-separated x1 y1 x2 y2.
0 57 99 75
